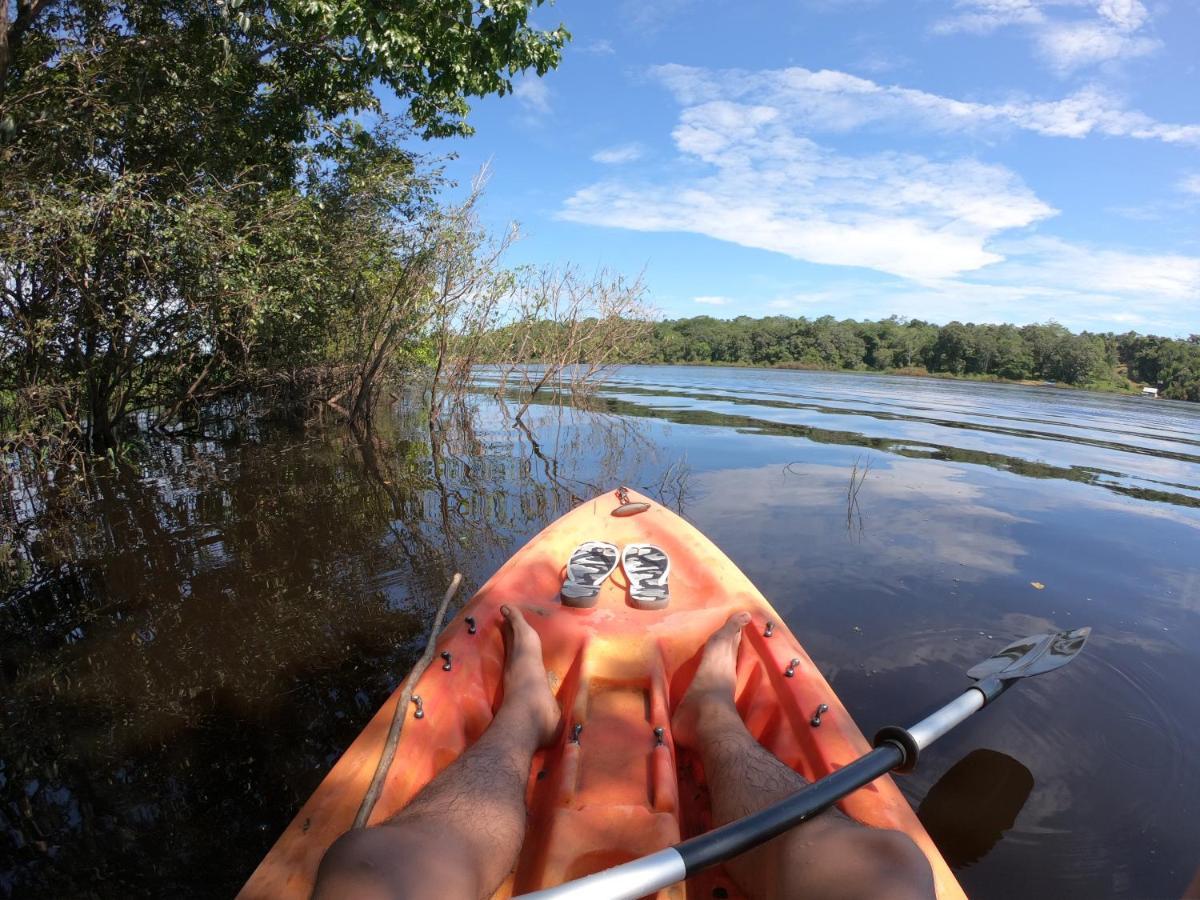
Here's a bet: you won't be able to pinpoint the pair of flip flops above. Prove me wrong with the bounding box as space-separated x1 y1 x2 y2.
561 541 670 610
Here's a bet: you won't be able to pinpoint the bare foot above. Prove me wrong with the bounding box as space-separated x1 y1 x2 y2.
498 605 561 747
672 611 752 749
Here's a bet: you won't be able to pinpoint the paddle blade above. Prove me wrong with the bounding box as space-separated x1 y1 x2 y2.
966 627 1091 682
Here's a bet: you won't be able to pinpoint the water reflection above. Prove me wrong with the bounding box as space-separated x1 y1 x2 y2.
3 368 1200 898
0 401 678 897
473 366 1200 509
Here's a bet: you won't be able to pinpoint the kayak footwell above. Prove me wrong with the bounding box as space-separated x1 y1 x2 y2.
239 489 965 899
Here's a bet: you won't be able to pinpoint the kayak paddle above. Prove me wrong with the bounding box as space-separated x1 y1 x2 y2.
516 626 1090 900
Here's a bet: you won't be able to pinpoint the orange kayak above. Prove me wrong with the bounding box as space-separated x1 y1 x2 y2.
239 488 964 899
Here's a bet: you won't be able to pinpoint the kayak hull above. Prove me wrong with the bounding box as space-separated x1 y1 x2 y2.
240 489 964 899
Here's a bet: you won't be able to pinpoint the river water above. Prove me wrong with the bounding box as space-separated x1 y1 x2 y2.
3 366 1198 898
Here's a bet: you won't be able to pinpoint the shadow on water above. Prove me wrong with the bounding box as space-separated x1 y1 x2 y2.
918 749 1035 870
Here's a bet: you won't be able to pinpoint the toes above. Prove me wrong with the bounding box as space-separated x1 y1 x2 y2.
712 611 751 643
501 605 526 639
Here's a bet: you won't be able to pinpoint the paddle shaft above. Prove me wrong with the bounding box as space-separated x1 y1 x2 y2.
516 684 993 900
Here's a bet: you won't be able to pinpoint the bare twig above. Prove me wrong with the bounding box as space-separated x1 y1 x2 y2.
353 572 463 828
845 454 872 538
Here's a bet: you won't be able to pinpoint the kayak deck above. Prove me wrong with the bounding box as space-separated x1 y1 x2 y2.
239 489 963 899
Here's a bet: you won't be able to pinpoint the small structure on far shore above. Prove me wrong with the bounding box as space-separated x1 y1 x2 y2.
1142 386 1159 398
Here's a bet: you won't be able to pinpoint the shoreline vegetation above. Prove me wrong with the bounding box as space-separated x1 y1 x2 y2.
624 316 1200 401
4 0 1199 501
644 358 1149 394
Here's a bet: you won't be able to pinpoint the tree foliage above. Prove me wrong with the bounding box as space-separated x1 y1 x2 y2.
634 315 1200 401
1 0 568 455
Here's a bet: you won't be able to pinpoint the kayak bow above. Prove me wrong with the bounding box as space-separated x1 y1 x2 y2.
239 488 965 899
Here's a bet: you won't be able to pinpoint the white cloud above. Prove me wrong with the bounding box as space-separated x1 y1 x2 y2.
762 269 1198 335
651 64 1200 146
1036 20 1158 73
578 39 615 55
801 240 1200 331
1097 0 1149 32
557 63 1200 333
853 51 910 74
934 0 1161 73
766 292 846 310
693 295 731 306
563 97 1055 280
979 236 1200 300
591 143 645 164
932 0 1046 35
512 78 551 116
1179 174 1200 197
621 0 693 32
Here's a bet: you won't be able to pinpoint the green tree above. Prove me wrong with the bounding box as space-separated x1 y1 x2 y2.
929 322 973 374
992 325 1034 380
1 0 568 453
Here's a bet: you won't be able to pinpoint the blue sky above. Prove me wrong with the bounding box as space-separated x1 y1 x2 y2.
383 0 1200 336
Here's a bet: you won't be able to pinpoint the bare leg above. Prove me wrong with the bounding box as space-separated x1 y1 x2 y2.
672 612 935 900
314 605 560 900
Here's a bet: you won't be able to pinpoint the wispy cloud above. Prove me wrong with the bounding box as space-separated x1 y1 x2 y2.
800 0 884 10
1179 174 1200 197
620 0 693 33
577 38 616 55
558 63 1200 332
766 292 846 310
760 265 1199 334
933 0 1160 73
1036 20 1158 73
512 77 551 117
852 51 910 75
932 0 1045 35
592 143 645 164
980 236 1200 301
652 64 1200 145
693 295 731 306
563 96 1056 280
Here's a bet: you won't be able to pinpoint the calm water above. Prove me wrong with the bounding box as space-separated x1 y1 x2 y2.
3 367 1199 898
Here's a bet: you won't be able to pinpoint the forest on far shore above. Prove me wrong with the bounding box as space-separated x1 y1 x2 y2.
630 316 1200 401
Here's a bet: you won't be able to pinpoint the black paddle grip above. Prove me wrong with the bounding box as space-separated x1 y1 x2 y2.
873 725 920 773
675 744 906 875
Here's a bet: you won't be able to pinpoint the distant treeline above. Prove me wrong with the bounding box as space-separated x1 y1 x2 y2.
632 316 1200 401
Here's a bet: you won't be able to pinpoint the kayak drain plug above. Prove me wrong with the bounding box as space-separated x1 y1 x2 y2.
810 704 829 727
785 658 800 678
441 651 452 671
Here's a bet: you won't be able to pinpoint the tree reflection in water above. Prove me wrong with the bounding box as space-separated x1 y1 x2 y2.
0 396 682 897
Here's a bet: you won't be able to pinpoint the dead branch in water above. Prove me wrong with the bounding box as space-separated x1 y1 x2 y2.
489 267 655 422
846 454 872 539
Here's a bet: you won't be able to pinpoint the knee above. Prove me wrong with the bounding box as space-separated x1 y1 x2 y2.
314 828 381 888
844 829 935 899
315 824 478 900
314 826 414 897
